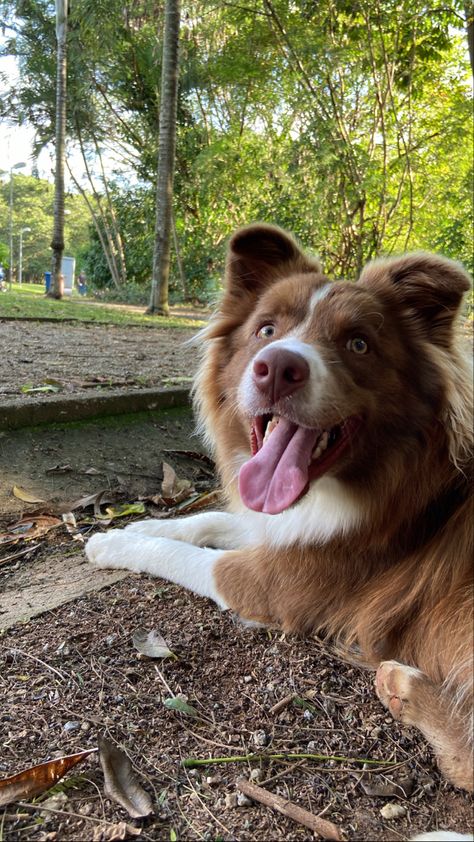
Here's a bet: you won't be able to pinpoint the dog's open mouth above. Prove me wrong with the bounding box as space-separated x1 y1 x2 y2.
239 414 361 514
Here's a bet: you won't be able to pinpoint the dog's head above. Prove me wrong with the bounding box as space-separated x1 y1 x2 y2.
199 224 472 515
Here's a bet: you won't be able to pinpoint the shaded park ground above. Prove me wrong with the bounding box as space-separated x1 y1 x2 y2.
0 308 472 841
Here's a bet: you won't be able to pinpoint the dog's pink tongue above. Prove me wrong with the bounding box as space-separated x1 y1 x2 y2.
239 418 320 514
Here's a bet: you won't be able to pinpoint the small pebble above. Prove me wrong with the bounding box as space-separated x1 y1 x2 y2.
243 675 252 684
63 721 80 733
252 729 268 747
380 803 407 820
225 793 238 809
249 768 262 782
237 793 252 807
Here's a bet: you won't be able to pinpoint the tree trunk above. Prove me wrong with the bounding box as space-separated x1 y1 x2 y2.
49 0 68 300
172 211 186 298
465 3 474 76
147 0 180 316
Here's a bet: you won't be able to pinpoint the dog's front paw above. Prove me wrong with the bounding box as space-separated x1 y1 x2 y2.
124 518 171 538
86 530 131 570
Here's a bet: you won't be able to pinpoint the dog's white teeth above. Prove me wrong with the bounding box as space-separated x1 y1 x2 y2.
311 429 330 460
319 431 329 450
263 416 279 444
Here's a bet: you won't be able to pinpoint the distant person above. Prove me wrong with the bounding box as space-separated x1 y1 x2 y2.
77 272 87 296
0 264 6 292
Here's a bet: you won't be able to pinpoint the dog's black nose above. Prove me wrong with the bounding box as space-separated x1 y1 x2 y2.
253 347 310 403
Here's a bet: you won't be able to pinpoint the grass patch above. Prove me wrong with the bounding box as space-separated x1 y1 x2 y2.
0 286 206 329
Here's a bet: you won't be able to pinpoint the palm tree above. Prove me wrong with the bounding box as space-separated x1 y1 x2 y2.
49 0 68 299
147 0 181 315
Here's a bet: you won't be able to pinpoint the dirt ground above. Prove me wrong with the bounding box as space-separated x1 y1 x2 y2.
0 320 473 841
1 320 200 398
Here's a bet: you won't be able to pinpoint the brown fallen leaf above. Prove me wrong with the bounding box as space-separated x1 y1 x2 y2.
67 490 107 511
98 739 153 819
92 821 142 841
175 488 221 514
160 462 194 505
0 515 63 545
0 749 96 807
132 628 175 659
12 486 46 504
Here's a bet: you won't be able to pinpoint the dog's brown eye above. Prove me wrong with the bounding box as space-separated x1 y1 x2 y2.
257 324 276 339
347 337 369 354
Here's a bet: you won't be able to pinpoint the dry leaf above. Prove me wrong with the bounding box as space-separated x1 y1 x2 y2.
161 462 193 504
175 489 221 514
67 490 109 515
0 515 62 545
99 739 153 819
12 486 46 504
92 822 142 841
0 749 96 807
132 628 174 659
61 512 84 542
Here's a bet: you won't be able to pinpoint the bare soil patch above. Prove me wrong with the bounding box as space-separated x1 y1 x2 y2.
0 322 472 841
1 567 472 841
1 320 199 398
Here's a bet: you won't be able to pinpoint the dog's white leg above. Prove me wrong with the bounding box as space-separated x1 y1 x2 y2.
124 511 258 549
86 530 228 608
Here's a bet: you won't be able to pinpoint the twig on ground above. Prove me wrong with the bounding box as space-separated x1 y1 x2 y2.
182 751 398 768
269 693 296 714
9 648 72 684
182 767 230 836
154 664 176 697
0 544 42 566
16 801 120 828
262 758 306 785
236 778 345 840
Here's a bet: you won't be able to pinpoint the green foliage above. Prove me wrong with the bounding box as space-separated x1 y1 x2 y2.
0 174 92 280
1 0 471 299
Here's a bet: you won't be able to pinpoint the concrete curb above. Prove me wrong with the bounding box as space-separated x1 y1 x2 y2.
0 386 192 430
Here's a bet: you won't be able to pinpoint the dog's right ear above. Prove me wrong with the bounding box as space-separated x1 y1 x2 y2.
205 224 321 338
226 223 321 295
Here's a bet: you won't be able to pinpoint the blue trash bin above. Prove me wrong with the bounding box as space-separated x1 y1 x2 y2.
45 272 51 292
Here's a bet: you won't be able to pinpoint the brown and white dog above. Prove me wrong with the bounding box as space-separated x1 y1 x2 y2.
87 224 473 794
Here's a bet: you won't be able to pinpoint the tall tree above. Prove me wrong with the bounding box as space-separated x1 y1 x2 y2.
48 0 68 299
148 0 180 315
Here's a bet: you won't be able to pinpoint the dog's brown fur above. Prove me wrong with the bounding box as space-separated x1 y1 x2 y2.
195 224 473 790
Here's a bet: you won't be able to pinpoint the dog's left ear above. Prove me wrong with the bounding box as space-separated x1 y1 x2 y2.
359 252 472 345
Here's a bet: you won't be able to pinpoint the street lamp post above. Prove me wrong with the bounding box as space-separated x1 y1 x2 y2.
19 227 31 286
8 162 27 288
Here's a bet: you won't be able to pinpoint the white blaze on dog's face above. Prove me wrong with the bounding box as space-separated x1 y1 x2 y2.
233 274 388 514
199 224 471 517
